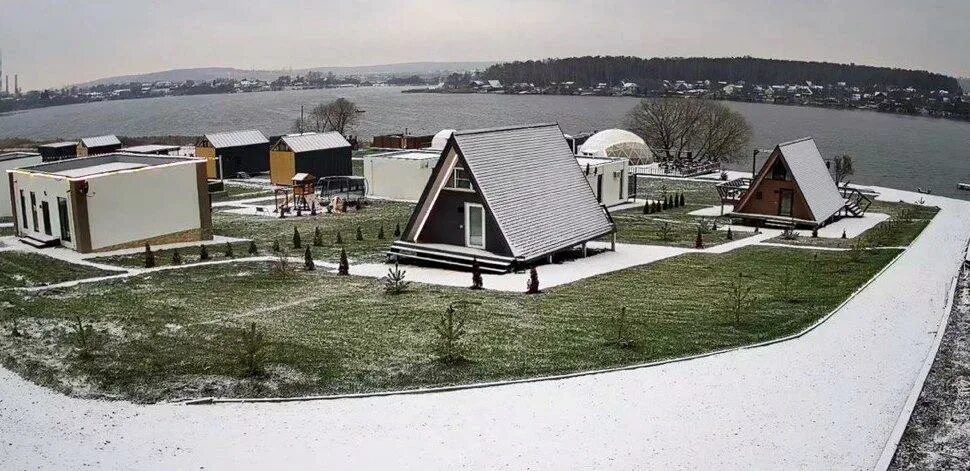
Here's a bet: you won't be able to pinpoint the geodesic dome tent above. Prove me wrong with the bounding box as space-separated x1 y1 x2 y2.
430 129 456 150
578 129 654 165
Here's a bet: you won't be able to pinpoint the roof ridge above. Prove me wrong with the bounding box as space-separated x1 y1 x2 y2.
777 136 815 147
453 123 559 136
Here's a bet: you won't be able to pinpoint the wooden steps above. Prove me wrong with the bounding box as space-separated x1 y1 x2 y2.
388 241 514 273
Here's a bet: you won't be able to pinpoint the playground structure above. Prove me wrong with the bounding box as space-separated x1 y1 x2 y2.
273 174 368 217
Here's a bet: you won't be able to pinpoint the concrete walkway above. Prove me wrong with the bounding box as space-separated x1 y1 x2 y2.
0 188 967 470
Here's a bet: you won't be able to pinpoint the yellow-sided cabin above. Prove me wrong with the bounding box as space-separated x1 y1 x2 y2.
269 132 353 186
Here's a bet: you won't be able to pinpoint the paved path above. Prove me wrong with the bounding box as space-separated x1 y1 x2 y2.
1 188 968 470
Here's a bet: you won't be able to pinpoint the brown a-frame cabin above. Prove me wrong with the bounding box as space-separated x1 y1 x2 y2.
389 123 616 273
724 137 866 228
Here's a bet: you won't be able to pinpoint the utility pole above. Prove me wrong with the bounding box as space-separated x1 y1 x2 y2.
299 105 304 133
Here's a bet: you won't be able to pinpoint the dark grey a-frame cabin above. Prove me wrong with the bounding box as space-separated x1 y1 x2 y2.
389 123 616 272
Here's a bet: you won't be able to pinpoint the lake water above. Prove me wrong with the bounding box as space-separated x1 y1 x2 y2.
1 86 968 199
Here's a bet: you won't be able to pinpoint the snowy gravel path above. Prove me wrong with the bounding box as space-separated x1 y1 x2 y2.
1 188 968 470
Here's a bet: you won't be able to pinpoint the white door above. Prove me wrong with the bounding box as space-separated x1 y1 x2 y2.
465 203 485 249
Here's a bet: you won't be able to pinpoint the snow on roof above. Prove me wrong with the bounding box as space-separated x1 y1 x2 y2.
430 129 455 150
0 152 40 163
79 135 121 148
368 150 439 161
450 123 614 261
39 141 77 149
18 153 199 178
775 137 845 222
203 130 269 148
118 144 181 154
280 132 351 153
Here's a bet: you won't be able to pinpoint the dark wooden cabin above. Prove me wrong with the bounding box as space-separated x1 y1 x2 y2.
77 135 122 157
37 141 78 162
269 132 352 186
390 123 615 273
195 130 270 179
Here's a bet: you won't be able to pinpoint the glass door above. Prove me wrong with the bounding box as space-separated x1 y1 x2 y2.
465 203 485 249
57 197 72 242
779 190 794 217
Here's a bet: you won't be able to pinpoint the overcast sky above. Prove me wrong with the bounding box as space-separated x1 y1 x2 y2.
2 0 968 90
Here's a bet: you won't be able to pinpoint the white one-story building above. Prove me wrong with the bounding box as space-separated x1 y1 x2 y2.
362 150 441 202
0 152 44 218
576 156 630 207
6 153 212 253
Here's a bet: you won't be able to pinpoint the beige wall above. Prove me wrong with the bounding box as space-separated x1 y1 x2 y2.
84 162 204 251
582 159 628 207
9 171 75 249
1 154 44 217
364 155 437 202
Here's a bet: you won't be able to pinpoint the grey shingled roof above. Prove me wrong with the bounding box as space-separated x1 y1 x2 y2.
777 137 845 222
280 132 351 153
204 130 268 149
79 135 121 148
452 123 614 261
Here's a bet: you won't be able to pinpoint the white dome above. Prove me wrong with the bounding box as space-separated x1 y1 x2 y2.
578 129 653 164
430 129 455 150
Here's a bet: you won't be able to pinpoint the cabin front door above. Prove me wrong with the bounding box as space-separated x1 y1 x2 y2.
779 189 794 217
465 203 485 249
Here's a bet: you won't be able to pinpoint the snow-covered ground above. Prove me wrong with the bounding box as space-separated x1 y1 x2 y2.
688 204 891 239
1 187 967 470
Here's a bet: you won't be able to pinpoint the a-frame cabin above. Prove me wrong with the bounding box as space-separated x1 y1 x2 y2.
389 123 616 273
728 137 861 228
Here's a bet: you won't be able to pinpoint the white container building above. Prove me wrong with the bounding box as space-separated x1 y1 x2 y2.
6 153 212 253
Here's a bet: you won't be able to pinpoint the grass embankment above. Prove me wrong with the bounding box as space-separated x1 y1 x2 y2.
0 252 115 288
767 201 939 248
0 246 898 403
209 183 274 204
91 200 415 268
613 177 754 247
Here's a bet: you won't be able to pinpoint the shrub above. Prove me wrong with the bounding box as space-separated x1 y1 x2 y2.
171 249 183 265
383 261 409 295
526 267 540 294
841 229 847 239
608 306 635 349
727 272 753 325
313 226 323 247
292 227 302 248
394 223 402 237
224 242 234 258
335 231 343 245
679 192 685 207
248 240 258 255
781 228 800 240
470 259 484 290
657 222 672 241
726 227 734 240
356 226 363 241
272 239 281 253
338 248 349 275
273 249 290 275
694 230 704 249
71 316 98 361
240 322 268 377
811 227 819 238
378 225 385 240
642 200 649 214
304 246 315 271
199 244 210 261
433 303 467 363
144 243 156 268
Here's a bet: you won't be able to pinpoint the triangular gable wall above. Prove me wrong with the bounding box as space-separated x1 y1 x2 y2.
734 146 817 221
402 138 512 255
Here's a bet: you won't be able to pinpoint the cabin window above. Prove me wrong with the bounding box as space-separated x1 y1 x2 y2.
19 190 28 228
447 167 474 190
29 192 38 231
770 161 790 181
57 197 72 242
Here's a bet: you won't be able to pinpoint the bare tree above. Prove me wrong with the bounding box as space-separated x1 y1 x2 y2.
307 98 359 136
625 98 752 163
832 154 855 185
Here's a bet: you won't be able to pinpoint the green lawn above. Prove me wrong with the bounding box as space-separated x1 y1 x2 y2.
766 201 939 248
209 183 274 203
0 246 898 403
211 200 414 264
616 177 753 247
0 252 115 288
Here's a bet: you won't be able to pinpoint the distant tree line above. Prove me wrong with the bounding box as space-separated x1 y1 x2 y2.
482 56 963 93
